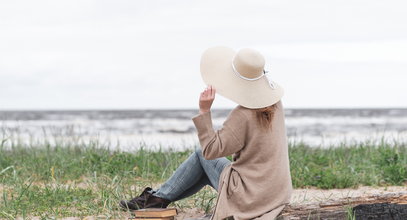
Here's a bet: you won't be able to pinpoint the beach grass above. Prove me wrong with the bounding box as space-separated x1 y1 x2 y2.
0 137 406 218
290 139 407 188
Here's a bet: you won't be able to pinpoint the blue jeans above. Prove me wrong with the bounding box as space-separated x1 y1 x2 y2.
149 149 231 201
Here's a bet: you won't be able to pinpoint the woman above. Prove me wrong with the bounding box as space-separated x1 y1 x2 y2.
120 47 292 220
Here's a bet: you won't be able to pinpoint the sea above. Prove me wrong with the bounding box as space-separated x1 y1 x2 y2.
1 108 406 151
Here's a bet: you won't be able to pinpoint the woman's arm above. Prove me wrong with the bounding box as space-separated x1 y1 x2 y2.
192 85 246 160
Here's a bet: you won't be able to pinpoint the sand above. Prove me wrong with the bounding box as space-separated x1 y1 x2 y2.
11 185 407 219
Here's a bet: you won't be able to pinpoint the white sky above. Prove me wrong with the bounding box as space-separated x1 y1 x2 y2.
0 0 406 109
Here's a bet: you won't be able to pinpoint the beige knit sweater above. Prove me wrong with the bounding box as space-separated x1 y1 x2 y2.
192 101 292 220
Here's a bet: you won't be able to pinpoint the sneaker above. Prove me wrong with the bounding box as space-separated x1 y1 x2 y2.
120 187 171 211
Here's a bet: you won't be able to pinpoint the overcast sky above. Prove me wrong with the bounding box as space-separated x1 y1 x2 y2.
1 0 406 110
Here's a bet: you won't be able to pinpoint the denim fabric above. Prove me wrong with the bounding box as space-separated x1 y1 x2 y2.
149 148 231 201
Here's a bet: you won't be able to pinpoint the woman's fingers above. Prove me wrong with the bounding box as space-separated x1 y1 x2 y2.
199 85 215 114
203 86 209 97
200 90 208 100
200 85 215 100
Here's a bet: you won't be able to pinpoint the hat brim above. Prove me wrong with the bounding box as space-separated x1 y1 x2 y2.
200 46 284 109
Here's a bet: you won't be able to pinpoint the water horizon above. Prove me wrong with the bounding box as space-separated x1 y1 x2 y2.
1 108 406 151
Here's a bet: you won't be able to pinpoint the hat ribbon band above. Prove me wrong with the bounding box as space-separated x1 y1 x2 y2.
231 62 276 89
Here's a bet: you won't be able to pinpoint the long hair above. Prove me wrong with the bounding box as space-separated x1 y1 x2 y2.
255 103 277 130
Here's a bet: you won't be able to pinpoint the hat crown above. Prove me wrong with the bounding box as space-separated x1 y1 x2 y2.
232 48 265 79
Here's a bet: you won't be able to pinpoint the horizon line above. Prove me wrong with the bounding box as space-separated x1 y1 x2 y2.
1 106 407 111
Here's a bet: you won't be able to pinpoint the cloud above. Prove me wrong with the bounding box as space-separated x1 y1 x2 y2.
0 0 406 109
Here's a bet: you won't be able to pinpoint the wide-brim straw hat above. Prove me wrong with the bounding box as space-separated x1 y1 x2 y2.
200 46 284 109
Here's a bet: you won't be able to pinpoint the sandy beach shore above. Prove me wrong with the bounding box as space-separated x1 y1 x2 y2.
16 185 403 220
290 185 406 205
177 185 407 219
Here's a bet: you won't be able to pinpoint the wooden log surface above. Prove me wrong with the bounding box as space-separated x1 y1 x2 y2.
278 192 407 220
184 192 407 220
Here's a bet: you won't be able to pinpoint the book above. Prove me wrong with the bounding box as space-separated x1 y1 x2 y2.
131 217 174 220
133 208 178 218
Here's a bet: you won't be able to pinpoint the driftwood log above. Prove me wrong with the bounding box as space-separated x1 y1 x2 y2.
277 192 407 220
185 192 407 220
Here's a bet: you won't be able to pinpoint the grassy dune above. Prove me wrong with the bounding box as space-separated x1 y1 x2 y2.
0 137 406 218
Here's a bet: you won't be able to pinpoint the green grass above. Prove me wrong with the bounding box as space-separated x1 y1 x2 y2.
290 139 407 188
0 136 406 218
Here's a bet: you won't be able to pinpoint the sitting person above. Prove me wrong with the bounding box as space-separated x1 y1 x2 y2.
120 47 292 220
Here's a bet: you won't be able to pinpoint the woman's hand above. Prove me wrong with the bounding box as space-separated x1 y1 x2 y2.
199 85 216 114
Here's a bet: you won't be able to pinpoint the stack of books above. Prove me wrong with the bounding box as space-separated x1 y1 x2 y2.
131 208 178 220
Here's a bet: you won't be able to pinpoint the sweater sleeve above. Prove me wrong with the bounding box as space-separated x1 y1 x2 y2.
192 108 247 160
